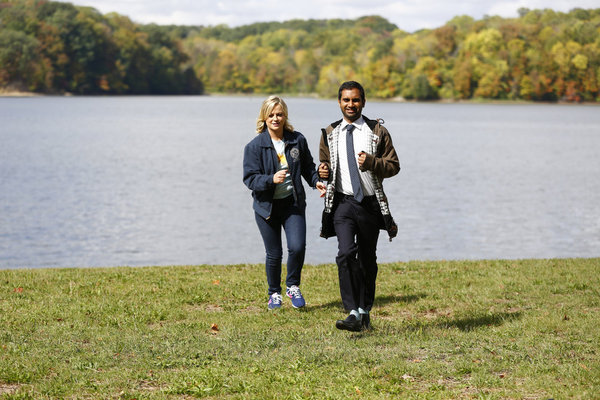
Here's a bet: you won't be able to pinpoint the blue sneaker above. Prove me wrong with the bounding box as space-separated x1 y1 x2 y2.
268 293 282 310
286 285 305 308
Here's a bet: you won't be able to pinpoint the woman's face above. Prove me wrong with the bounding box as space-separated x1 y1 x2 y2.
266 104 286 134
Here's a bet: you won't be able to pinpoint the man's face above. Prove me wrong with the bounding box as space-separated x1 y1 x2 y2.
338 88 364 122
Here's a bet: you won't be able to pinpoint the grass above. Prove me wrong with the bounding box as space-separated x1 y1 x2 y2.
1 258 599 399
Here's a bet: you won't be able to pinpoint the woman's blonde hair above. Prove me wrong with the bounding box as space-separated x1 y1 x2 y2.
256 95 294 134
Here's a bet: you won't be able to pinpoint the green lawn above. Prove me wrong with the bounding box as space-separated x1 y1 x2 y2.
1 258 599 399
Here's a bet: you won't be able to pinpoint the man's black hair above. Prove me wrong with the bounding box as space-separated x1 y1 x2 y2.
338 81 365 103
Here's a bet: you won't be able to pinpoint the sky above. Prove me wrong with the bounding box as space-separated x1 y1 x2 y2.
56 0 599 32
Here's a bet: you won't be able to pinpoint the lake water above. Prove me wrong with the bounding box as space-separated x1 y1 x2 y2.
1 96 599 269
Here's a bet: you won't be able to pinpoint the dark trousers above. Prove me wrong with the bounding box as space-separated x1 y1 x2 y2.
333 194 380 312
255 196 306 295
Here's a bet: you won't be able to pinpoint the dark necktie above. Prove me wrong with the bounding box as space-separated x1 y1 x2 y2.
346 124 364 202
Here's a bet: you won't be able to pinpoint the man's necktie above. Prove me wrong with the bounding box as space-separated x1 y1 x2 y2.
346 124 364 202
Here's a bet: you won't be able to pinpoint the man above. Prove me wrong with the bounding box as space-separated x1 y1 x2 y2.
319 81 400 332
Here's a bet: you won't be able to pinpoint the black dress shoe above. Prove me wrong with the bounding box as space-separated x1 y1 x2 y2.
361 313 371 330
335 314 362 332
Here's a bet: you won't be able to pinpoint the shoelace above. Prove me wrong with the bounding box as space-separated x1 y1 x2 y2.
270 293 282 304
287 286 301 299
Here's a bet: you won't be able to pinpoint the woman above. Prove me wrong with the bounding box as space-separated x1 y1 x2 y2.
243 95 326 310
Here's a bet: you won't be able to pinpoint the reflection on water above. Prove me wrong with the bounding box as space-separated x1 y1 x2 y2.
1 96 599 268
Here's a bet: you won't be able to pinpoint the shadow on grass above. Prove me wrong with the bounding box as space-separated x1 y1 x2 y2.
377 293 427 307
307 293 426 312
346 311 523 338
385 311 524 334
437 311 523 331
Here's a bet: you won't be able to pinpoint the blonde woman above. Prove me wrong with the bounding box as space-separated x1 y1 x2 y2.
243 96 326 310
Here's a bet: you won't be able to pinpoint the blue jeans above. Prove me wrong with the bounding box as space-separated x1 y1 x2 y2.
255 196 306 295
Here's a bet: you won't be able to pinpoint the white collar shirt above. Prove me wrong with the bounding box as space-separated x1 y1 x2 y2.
336 116 376 197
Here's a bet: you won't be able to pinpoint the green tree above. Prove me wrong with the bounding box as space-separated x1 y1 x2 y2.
0 29 40 90
294 49 319 94
316 64 355 97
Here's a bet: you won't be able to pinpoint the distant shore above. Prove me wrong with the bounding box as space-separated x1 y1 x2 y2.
2 89 599 105
0 90 41 97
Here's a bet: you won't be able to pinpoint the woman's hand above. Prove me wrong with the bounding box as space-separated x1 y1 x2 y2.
316 181 327 197
273 168 288 184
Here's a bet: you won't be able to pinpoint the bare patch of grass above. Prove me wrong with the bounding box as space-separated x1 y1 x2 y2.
0 383 21 395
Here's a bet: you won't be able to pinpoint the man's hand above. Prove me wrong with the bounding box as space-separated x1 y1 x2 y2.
357 152 366 168
318 163 329 179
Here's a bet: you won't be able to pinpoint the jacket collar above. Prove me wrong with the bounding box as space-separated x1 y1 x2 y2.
258 129 297 147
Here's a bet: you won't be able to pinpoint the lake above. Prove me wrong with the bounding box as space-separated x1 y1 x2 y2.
1 96 599 269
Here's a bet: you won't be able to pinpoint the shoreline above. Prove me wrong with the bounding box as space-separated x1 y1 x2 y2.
2 256 599 272
0 90 42 97
1 89 599 105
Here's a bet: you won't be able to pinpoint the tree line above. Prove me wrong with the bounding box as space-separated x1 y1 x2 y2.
0 0 202 94
1 0 599 101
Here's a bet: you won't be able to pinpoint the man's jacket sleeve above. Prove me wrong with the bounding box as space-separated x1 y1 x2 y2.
361 126 400 181
319 128 331 179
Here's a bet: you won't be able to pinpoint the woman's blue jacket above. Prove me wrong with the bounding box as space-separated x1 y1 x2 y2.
243 129 320 219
